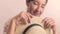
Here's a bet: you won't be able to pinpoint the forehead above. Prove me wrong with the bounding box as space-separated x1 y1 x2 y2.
34 0 46 4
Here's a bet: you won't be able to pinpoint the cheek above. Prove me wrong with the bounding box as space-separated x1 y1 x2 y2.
37 7 44 13
40 8 44 14
33 5 38 9
31 5 38 10
38 7 44 11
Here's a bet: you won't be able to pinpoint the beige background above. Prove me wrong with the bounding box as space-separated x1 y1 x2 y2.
0 0 60 34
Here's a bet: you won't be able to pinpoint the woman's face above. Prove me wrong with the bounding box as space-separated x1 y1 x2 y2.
27 0 46 16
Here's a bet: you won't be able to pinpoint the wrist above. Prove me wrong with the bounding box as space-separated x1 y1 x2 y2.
52 25 57 34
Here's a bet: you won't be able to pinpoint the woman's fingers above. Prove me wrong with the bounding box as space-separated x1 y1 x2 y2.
12 12 34 24
20 12 32 24
45 19 53 28
42 17 56 29
25 13 31 23
42 17 49 28
21 12 29 24
27 12 34 18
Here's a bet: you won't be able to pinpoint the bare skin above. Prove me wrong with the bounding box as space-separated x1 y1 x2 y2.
5 0 57 34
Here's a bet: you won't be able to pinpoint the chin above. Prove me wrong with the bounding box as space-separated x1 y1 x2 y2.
33 12 41 16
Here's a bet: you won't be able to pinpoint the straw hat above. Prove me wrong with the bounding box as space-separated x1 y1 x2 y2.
15 16 50 34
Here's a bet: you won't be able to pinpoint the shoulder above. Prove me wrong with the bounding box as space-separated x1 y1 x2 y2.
3 18 12 34
16 11 27 16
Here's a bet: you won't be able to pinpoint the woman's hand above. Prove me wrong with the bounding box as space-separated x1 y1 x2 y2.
7 12 33 34
12 12 33 25
42 17 57 34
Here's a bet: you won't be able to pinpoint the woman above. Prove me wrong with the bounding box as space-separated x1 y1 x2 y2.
4 0 57 34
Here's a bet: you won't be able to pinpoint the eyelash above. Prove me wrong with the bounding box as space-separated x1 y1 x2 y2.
33 2 38 5
41 5 45 8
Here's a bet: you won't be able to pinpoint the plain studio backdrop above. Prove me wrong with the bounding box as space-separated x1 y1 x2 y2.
0 0 60 34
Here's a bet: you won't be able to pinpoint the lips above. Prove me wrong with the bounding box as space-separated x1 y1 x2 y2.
33 10 41 15
33 9 38 13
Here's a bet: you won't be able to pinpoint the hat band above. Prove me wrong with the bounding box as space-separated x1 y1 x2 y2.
23 24 43 34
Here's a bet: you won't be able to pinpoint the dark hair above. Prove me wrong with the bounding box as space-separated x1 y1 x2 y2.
26 0 48 4
46 0 48 4
26 0 34 3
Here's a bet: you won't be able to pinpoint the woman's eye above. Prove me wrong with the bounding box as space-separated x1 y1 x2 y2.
33 2 38 5
41 5 45 8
